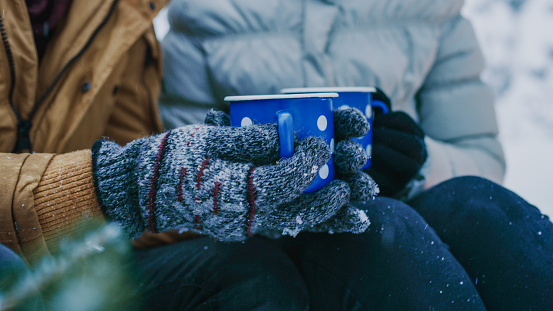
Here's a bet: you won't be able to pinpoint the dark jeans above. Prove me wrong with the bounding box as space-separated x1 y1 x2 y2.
132 176 553 310
409 176 553 310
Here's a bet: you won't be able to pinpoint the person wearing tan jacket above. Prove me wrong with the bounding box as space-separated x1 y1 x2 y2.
0 1 382 309
0 0 167 265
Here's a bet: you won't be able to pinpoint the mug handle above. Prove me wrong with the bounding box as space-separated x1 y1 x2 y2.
277 111 294 158
371 87 392 114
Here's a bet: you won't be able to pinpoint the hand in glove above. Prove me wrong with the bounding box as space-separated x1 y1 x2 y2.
309 107 380 233
92 123 370 241
364 111 427 197
206 108 379 235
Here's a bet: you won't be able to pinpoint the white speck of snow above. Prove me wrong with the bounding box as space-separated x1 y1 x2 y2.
310 165 319 174
357 209 369 224
538 231 542 235
296 215 303 225
282 227 301 237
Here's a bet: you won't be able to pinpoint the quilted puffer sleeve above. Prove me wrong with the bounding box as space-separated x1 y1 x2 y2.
415 15 506 192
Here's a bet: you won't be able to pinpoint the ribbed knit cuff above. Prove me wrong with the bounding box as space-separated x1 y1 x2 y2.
33 150 104 252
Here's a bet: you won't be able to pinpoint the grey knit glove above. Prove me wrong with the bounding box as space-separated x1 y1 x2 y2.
206 108 379 201
91 124 367 241
206 108 380 235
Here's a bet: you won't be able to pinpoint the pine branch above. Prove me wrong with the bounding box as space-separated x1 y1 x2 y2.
0 223 134 311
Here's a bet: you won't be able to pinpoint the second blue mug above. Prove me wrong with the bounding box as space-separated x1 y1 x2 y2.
281 87 390 170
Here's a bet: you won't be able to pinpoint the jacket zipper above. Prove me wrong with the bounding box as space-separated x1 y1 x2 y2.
1 0 119 153
0 16 31 152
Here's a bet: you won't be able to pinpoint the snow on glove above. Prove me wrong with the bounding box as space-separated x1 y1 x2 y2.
364 111 427 197
92 124 359 241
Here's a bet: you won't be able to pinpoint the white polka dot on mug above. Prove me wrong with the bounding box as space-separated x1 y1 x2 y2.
241 117 253 127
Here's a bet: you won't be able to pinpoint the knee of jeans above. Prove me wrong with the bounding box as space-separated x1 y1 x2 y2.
429 176 505 208
214 239 309 309
440 176 498 194
417 176 529 227
356 198 437 247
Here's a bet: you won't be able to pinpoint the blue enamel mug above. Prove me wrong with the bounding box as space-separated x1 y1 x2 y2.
281 87 390 170
224 93 338 193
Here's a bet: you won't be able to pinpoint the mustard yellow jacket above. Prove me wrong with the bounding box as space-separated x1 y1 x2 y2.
0 0 173 265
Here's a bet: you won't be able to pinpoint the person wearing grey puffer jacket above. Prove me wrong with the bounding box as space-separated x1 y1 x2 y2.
154 0 553 310
159 0 505 197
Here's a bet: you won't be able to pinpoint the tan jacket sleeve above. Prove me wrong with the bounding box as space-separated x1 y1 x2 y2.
0 150 103 265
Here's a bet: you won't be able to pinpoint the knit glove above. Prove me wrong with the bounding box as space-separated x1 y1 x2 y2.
364 111 427 197
206 108 379 201
92 124 368 241
206 108 379 235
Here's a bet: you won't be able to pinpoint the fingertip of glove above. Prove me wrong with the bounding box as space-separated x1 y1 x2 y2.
335 107 370 138
334 140 367 174
344 171 380 201
334 206 370 234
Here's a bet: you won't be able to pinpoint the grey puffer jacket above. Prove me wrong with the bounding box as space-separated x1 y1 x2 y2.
158 0 505 197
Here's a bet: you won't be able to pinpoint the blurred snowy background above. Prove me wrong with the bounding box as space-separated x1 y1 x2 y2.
153 0 553 215
463 0 553 216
